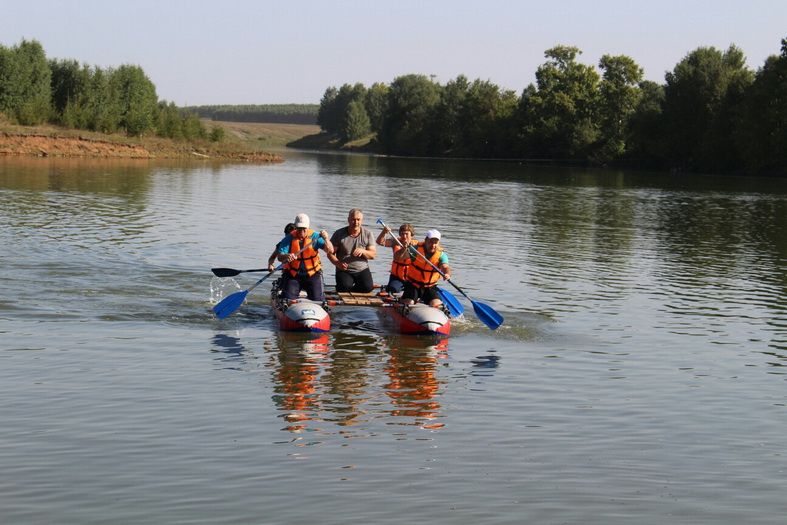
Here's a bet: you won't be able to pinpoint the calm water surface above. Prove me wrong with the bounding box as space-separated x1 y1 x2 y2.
1 153 786 524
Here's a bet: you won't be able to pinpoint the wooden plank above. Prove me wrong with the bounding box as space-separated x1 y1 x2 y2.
335 291 385 306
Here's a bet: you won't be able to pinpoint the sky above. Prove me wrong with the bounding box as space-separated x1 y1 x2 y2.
2 0 785 106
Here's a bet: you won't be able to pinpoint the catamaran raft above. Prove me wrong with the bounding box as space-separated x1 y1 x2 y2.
211 215 503 333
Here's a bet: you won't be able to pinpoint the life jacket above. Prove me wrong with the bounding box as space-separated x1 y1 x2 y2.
390 241 420 280
407 244 443 288
287 231 321 277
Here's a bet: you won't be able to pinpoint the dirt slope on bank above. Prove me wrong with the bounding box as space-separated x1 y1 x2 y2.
0 131 283 163
1 132 152 158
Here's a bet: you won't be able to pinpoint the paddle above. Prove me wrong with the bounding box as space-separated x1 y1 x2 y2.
211 267 268 278
212 241 312 320
377 217 503 330
376 218 464 317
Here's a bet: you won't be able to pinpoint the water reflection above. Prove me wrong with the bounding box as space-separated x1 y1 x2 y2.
320 332 381 431
210 333 248 371
265 331 450 439
270 332 330 433
384 336 448 429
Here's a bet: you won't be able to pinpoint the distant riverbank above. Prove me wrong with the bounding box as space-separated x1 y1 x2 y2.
0 119 325 163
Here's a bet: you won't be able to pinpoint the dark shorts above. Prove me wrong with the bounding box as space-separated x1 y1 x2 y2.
401 281 440 304
385 274 405 294
282 271 325 301
335 268 374 293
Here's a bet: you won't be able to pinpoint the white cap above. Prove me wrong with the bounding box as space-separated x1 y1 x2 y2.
425 229 441 240
293 213 310 229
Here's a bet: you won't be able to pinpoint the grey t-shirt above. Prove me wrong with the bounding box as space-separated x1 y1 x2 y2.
330 226 375 273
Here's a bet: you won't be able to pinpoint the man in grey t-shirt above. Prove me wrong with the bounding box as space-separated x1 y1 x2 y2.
328 208 377 293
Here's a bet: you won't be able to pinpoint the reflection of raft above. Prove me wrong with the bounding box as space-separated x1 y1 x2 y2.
325 289 451 336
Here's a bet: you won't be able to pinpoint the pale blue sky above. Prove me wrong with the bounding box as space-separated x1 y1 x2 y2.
2 0 785 105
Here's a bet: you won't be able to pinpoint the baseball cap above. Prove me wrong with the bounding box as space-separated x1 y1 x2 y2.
425 229 441 240
294 213 310 229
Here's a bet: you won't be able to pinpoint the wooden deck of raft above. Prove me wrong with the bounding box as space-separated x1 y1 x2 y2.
325 290 387 307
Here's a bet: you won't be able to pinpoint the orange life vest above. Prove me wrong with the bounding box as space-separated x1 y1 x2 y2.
407 244 443 288
390 241 420 280
287 232 321 277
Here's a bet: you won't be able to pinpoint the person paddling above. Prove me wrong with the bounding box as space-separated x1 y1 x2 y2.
376 222 418 294
397 229 451 308
276 213 334 302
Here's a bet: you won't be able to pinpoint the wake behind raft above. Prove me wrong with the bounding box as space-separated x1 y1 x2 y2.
268 278 451 336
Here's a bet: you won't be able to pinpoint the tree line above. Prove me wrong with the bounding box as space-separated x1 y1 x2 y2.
317 40 787 175
185 104 318 125
0 39 221 141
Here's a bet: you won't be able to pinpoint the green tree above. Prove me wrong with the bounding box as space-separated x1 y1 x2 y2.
0 44 10 111
335 83 366 131
50 60 98 128
209 125 225 142
86 67 121 133
596 54 643 162
519 45 601 159
379 74 441 156
181 112 206 140
109 64 158 136
462 79 517 157
50 59 84 115
317 83 367 134
432 75 469 155
364 82 389 132
340 99 371 142
317 86 339 132
0 39 51 124
737 38 787 173
662 45 753 171
155 101 185 139
626 80 666 167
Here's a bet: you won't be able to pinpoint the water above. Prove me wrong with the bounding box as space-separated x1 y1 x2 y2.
1 154 786 524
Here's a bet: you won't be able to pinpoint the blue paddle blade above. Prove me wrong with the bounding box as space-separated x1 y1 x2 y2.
437 286 464 317
213 290 249 319
471 300 504 330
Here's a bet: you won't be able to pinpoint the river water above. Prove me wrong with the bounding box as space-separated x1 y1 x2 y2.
1 153 786 524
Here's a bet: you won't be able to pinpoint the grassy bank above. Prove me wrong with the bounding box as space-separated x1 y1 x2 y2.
286 130 378 153
205 120 321 149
